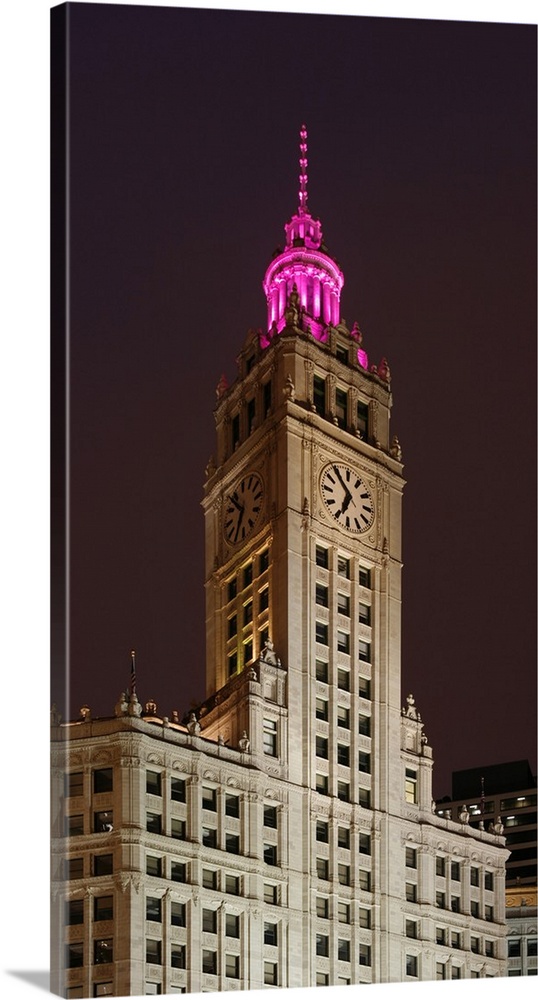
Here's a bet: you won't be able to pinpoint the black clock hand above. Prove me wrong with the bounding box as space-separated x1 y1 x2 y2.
333 465 352 502
229 494 244 513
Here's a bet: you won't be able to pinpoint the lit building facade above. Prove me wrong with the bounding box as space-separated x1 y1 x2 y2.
51 128 509 997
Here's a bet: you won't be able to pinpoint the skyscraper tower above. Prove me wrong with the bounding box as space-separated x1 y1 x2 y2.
52 127 509 996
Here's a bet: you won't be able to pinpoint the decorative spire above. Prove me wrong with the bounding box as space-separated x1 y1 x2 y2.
298 123 308 215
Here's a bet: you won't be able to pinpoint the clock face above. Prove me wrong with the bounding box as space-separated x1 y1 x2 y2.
224 473 264 545
320 463 375 533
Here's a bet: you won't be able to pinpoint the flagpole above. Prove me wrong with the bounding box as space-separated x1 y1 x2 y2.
130 649 136 697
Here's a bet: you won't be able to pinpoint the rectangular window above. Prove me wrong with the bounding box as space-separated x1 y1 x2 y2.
316 857 329 880
171 777 186 802
359 602 371 625
338 826 350 849
484 871 494 891
316 736 329 759
146 940 162 965
263 381 272 418
313 375 326 415
174 861 188 888
338 556 350 579
436 856 446 877
94 896 113 922
358 565 371 588
359 869 371 892
93 854 113 877
231 414 240 450
436 927 446 945
171 819 186 840
451 967 461 980
259 587 269 611
264 962 278 986
451 861 461 882
228 614 237 639
436 963 446 981
359 751 371 774
338 938 350 962
146 855 162 878
338 863 351 886
316 698 329 721
405 847 417 868
66 943 84 969
337 743 350 767
316 621 328 645
337 630 350 654
144 985 161 996
336 344 348 364
202 827 217 848
202 908 217 933
406 955 418 978
406 882 417 903
146 771 162 796
485 940 494 958
338 666 350 693
357 401 369 440
263 718 278 757
316 896 329 918
316 773 328 795
337 593 350 616
471 900 479 918
259 547 270 573
94 939 113 965
243 562 253 587
202 868 217 890
316 820 329 843
225 874 240 895
66 899 84 925
451 931 461 949
228 650 237 676
263 883 277 905
359 713 371 736
243 637 253 663
171 945 186 970
359 640 371 662
337 705 350 729
66 814 84 836
264 921 277 946
405 768 418 804
316 934 329 957
263 804 277 828
264 844 278 866
94 811 113 833
316 659 328 682
471 936 480 953
171 902 186 927
146 813 162 835
507 940 521 957
315 544 329 568
451 896 460 913
225 833 240 855
337 781 350 802
528 939 538 957
227 577 237 601
247 397 256 435
243 599 253 624
436 891 446 909
470 865 479 886
335 388 348 428
316 973 329 987
406 920 418 939
359 908 371 929
93 769 113 794
359 944 371 967
225 794 240 818
359 676 371 699
93 985 113 997
146 896 162 922
359 787 371 808
359 832 371 854
316 583 329 607
202 787 217 811
202 950 217 975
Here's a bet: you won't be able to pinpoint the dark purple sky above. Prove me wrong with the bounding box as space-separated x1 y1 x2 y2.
53 2 536 797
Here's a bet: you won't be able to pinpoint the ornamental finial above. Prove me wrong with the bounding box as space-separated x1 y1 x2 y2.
298 124 308 215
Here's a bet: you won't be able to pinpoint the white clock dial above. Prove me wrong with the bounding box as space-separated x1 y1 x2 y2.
320 463 375 533
224 473 264 544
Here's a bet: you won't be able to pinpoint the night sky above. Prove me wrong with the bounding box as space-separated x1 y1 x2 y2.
53 2 536 799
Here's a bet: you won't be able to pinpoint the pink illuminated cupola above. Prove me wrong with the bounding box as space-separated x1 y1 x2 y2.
262 125 344 346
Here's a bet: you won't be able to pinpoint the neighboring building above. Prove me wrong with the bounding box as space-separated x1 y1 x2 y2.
51 128 509 997
436 759 537 979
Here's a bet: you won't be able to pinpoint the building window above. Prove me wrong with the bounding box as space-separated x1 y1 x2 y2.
359 787 371 808
405 847 417 868
202 787 217 811
436 927 446 945
247 397 256 435
259 587 269 612
313 375 326 415
66 899 84 925
65 857 82 881
263 804 278 828
484 871 494 891
406 882 417 903
335 388 348 429
264 883 277 905
202 908 217 933
225 794 240 818
264 844 278 866
337 555 350 578
470 936 480 953
66 814 84 836
485 940 494 958
162 854 182 888
316 736 329 759
226 955 239 979
338 938 350 962
94 811 113 834
337 742 350 766
507 940 521 957
406 920 418 939
66 943 84 969
146 812 162 835
359 944 371 967
316 858 329 880
202 950 217 975
231 414 240 450
358 602 371 625
94 939 113 965
243 562 253 587
170 777 186 802
316 820 329 843
243 599 253 625
316 698 329 721
336 343 348 364
228 614 237 639
316 583 329 607
316 621 329 645
171 820 186 840
263 718 278 757
528 939 538 957
171 945 186 970
359 676 371 699
338 826 350 849
146 897 162 922
93 985 113 997
316 773 328 795
202 868 217 890
146 771 162 796
359 751 371 774
315 544 329 568
144 985 161 996
146 939 162 965
357 401 369 440
358 565 371 588
337 630 350 654
406 955 418 978
359 713 371 736
338 863 351 886
93 769 113 794
436 891 446 909
243 637 253 663
225 833 240 855
316 896 329 918
94 895 113 922
146 855 162 878
470 900 479 918
436 963 446 981
259 547 270 573
202 827 217 849
316 934 329 957
337 781 350 802
338 901 350 924
225 874 241 895
470 865 479 885
451 931 461 949
337 705 350 729
358 640 371 662
171 902 186 927
338 592 350 616
451 896 460 913
359 908 371 929
451 966 461 980
405 769 418 804
263 381 272 418
228 651 238 676
359 832 371 855
264 921 278 946
93 854 113 877
316 973 329 987
316 659 328 682
436 856 446 877
264 960 278 986
451 861 461 882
